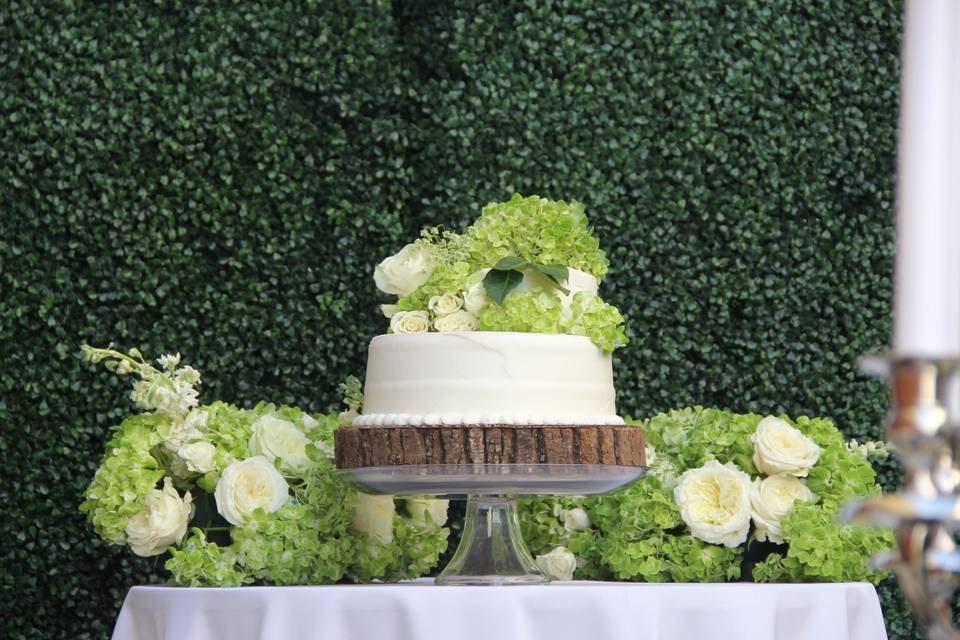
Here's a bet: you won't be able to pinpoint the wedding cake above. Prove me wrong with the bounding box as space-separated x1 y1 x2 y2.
334 194 645 468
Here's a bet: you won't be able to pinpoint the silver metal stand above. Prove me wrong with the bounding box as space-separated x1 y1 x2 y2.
841 357 960 638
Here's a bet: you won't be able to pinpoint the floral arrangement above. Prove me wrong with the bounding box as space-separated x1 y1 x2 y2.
79 346 449 586
520 407 893 583
374 194 628 353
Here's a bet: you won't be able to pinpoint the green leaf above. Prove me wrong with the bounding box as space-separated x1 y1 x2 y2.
483 269 524 305
536 264 569 282
532 264 570 295
493 256 528 271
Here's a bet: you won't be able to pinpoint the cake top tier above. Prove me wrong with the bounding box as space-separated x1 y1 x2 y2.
373 194 628 353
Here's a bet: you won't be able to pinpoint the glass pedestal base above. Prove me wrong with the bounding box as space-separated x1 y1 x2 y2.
336 464 647 586
436 495 546 586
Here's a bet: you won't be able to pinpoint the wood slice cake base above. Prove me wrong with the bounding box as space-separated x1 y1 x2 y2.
335 425 646 469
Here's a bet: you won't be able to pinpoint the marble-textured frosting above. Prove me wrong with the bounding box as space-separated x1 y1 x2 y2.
354 331 623 427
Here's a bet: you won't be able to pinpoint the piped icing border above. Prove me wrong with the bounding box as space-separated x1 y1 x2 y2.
352 413 625 427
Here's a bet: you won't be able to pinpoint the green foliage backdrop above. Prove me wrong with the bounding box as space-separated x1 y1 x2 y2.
0 1 916 637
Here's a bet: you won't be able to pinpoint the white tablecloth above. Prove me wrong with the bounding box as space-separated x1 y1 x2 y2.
113 580 888 640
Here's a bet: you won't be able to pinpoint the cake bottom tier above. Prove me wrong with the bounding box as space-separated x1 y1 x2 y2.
334 425 646 468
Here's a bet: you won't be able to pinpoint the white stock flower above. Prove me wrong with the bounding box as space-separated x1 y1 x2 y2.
166 409 208 450
406 498 450 526
433 309 478 332
352 494 395 544
390 310 431 334
248 415 311 473
373 243 434 296
125 479 193 557
177 441 217 474
214 456 289 526
463 281 489 315
751 417 822 477
157 353 181 370
428 293 463 317
561 507 591 532
535 546 577 581
750 474 815 543
674 460 752 547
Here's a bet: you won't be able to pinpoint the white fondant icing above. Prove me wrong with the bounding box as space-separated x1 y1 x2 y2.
354 332 624 427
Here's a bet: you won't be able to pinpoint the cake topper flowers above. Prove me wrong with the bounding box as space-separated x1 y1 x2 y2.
373 194 628 352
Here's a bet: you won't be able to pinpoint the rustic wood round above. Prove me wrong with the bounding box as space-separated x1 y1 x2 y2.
334 425 646 469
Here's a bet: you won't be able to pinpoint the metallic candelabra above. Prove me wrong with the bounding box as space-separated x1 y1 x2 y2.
842 357 960 640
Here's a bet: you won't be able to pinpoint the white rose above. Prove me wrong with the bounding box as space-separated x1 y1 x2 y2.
125 479 193 557
561 507 591 532
248 415 310 473
177 441 217 474
214 456 289 526
301 413 319 430
535 546 577 581
463 282 489 315
406 498 450 526
751 417 822 477
674 460 752 547
352 493 395 544
433 309 478 332
373 243 434 296
390 310 431 334
750 474 815 543
428 293 463 317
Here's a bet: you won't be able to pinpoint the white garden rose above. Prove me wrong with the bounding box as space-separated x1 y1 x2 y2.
390 310 430 334
248 415 310 473
463 281 489 315
373 243 434 296
561 507 591 532
125 479 193 557
177 441 217 474
428 293 463 317
535 546 577 581
674 459 752 547
214 456 289 526
352 494 395 544
751 416 822 477
433 309 478 332
750 474 815 543
406 497 450 527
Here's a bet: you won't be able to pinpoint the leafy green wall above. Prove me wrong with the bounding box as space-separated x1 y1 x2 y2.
0 1 918 637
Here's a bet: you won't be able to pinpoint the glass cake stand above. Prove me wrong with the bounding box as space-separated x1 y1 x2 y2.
336 463 648 586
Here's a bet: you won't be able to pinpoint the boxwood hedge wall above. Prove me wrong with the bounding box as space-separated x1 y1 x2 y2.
0 1 919 637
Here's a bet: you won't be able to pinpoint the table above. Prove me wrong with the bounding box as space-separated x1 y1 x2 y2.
113 580 888 640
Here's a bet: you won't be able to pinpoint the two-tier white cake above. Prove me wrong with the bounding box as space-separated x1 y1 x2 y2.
334 194 645 468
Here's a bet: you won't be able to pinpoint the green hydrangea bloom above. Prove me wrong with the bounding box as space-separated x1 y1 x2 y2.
477 288 627 353
79 413 168 544
465 194 609 279
232 503 352 585
644 407 760 475
478 290 565 335
166 529 251 587
345 508 450 582
561 292 628 352
752 503 893 584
